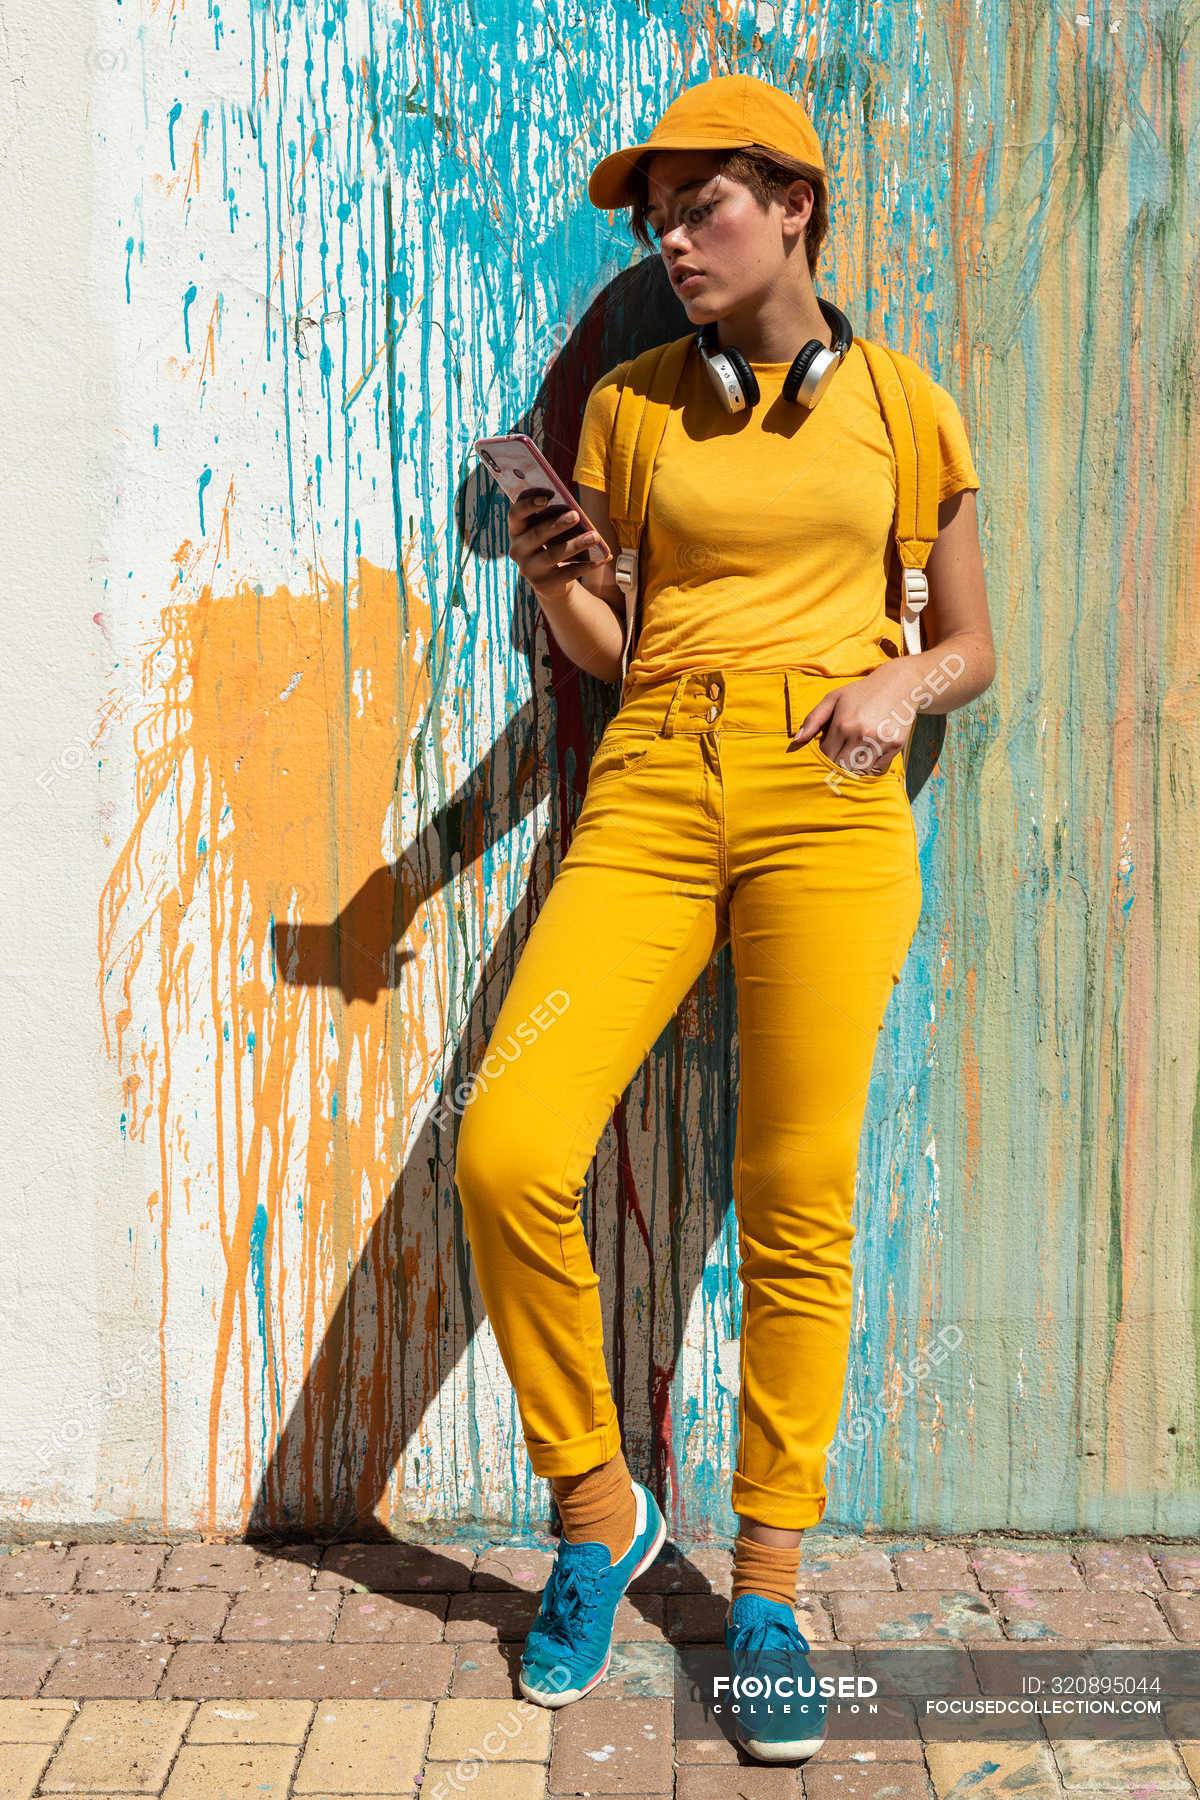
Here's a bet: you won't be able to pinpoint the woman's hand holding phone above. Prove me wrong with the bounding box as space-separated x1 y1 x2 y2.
508 489 611 606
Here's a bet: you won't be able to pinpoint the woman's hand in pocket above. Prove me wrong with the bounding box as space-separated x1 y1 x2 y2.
790 667 914 775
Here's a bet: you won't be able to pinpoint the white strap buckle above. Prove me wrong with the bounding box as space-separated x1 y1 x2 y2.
902 567 929 615
614 548 638 593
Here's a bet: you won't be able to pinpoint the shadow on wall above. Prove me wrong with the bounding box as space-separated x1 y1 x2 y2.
244 257 717 1543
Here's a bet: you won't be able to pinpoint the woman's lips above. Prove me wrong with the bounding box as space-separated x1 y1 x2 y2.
676 273 704 291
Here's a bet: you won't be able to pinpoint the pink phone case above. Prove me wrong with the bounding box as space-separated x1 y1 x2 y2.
474 434 608 564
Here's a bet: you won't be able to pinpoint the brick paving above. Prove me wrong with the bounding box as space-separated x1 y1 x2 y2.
0 1531 1196 1796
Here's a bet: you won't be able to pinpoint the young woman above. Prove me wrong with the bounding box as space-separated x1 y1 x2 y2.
454 73 992 1762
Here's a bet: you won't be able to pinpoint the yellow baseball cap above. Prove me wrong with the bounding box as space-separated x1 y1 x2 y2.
587 72 826 212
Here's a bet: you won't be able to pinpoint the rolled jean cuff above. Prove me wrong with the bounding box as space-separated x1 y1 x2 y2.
525 1416 623 1480
731 1470 827 1530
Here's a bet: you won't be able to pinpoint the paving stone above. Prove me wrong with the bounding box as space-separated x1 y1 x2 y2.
422 1764 548 1800
0 1697 77 1740
798 1549 897 1592
0 1589 231 1644
1161 1593 1200 1641
428 1695 552 1762
969 1549 1081 1590
316 1541 474 1592
665 1594 729 1644
0 1548 76 1594
1076 1542 1163 1590
472 1547 557 1592
160 1640 454 1698
72 1545 168 1591
292 1697 431 1792
0 1598 69 1642
160 1543 318 1590
450 1640 527 1699
334 1591 449 1642
821 1698 924 1759
1158 1553 1200 1592
0 1645 58 1696
41 1644 173 1697
547 1693 673 1793
221 1589 340 1640
1051 1732 1192 1792
40 1698 193 1791
627 1544 712 1596
602 1642 680 1701
671 1548 733 1599
925 1738 1060 1796
609 1597 665 1641
0 1740 53 1796
1164 1695 1200 1740
676 1764 800 1797
445 1593 542 1642
1180 1741 1200 1785
854 1646 978 1699
804 1763 931 1799
259 1544 327 1584
996 1587 1170 1641
831 1592 1000 1644
671 1718 745 1767
893 1549 975 1591
161 1738 298 1795
186 1698 315 1742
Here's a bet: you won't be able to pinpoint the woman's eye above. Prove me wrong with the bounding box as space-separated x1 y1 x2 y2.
650 200 713 240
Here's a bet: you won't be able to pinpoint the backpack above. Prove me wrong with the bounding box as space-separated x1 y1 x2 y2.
603 332 945 797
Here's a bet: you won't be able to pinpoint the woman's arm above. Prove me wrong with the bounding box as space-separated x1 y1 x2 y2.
523 482 629 684
906 488 995 709
791 487 995 766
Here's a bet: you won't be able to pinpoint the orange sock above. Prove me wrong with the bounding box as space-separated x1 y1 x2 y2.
728 1531 804 1615
550 1448 638 1561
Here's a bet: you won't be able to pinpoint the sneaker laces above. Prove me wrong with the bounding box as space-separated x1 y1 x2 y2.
534 1542 607 1651
731 1609 813 1687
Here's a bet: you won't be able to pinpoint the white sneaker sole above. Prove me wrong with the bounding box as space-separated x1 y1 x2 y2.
519 1483 667 1708
735 1722 827 1763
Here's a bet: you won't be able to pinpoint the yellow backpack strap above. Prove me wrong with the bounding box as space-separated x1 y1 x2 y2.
857 338 940 654
607 333 694 680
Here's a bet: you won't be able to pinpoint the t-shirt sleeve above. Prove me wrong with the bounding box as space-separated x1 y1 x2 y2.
931 379 981 503
572 359 632 493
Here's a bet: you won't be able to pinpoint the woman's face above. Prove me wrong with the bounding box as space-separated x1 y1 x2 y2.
642 149 809 318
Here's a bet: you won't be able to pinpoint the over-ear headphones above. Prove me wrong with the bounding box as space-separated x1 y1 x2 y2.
697 296 854 414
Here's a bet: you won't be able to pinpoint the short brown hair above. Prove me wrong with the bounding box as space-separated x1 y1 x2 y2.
628 145 829 281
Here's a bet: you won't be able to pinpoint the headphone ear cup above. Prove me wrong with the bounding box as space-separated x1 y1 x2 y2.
722 345 758 408
783 343 823 405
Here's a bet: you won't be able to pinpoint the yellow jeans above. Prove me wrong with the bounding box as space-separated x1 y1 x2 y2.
453 666 923 1528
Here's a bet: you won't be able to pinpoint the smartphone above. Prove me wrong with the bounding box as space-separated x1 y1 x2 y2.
473 433 609 565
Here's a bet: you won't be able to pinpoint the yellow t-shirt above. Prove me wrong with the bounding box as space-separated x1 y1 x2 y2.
572 338 980 689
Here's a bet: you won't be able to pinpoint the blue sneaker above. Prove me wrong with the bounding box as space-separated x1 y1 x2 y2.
519 1479 667 1707
723 1592 828 1762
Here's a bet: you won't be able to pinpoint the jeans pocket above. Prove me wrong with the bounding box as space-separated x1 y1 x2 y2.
586 730 666 789
808 733 895 782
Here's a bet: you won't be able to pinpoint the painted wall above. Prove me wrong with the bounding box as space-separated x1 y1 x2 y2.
3 0 1198 1541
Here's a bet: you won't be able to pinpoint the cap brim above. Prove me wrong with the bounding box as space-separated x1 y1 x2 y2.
586 136 757 211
